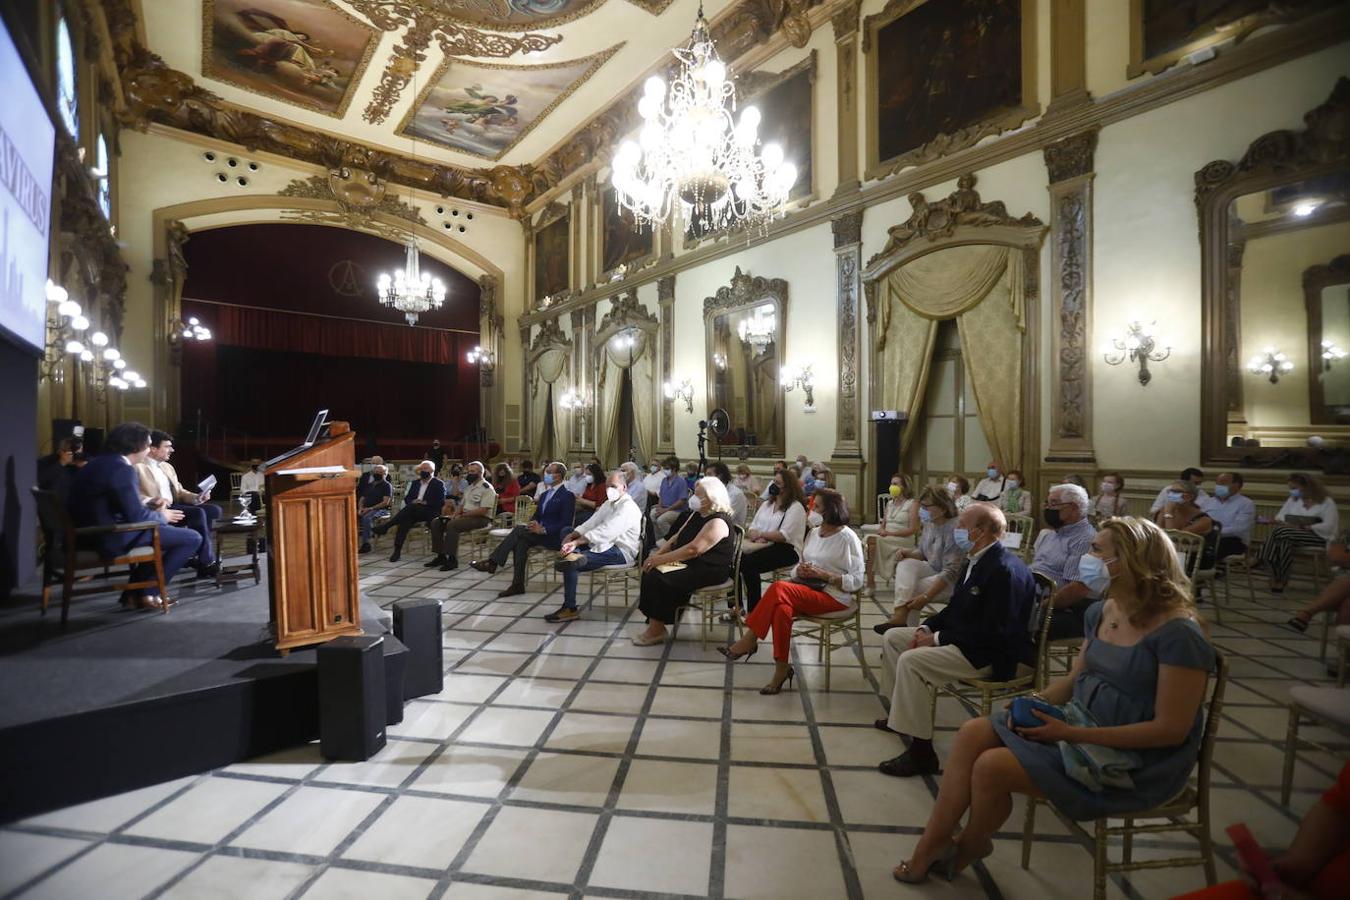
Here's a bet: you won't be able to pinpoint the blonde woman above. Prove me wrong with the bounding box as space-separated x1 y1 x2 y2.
892 517 1214 883
874 486 962 634
872 474 920 586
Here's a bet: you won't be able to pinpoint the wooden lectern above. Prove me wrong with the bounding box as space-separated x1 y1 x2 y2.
264 422 361 653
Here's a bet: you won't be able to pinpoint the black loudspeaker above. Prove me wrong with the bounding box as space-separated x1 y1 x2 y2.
317 635 387 761
393 598 443 700
51 419 81 450
81 427 104 456
873 416 903 501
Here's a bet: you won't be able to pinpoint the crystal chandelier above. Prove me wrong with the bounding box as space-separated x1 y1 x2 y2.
376 236 446 326
737 304 776 353
610 4 796 236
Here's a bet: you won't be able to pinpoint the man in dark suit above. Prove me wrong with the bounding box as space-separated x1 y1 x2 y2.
372 460 445 562
472 461 575 597
875 503 1036 777
67 422 203 609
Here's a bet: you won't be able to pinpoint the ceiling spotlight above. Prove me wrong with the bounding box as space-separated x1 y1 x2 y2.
1293 200 1320 217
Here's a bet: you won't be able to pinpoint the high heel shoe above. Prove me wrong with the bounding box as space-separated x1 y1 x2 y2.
716 642 758 662
892 844 958 884
759 665 795 695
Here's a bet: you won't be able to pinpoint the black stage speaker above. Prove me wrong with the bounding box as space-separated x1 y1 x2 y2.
317 635 387 761
81 427 104 456
871 411 906 501
393 598 443 700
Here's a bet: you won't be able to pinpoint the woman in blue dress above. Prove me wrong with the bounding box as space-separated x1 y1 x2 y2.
893 516 1216 884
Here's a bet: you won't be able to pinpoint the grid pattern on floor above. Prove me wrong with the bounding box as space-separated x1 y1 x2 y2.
1 552 1347 900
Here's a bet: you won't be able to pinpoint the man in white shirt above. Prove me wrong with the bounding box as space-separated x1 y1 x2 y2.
427 460 497 572
239 459 265 511
1149 467 1207 514
620 461 648 511
564 462 590 497
135 430 222 576
1201 471 1256 559
544 470 642 623
641 461 664 502
971 460 1007 503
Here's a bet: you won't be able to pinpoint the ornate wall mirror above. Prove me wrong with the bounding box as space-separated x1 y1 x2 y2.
1198 79 1350 462
704 267 787 458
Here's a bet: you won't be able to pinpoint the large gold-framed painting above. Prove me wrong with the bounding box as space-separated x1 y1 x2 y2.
534 212 571 302
401 47 620 160
600 185 655 276
1129 0 1339 77
202 0 378 117
743 55 815 203
865 0 1036 176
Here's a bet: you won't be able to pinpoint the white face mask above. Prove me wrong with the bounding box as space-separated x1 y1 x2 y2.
807 511 824 528
687 495 704 511
1006 479 1020 489
606 486 621 503
584 474 594 484
662 468 673 478
1101 481 1116 494
946 481 959 494
649 465 658 473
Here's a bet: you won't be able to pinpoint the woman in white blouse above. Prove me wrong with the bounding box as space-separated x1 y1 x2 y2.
718 489 865 695
1257 472 1340 592
870 474 920 587
736 466 809 614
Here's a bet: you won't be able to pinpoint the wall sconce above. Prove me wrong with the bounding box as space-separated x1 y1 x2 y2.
559 386 593 430
664 377 694 413
41 280 89 380
466 344 495 371
1101 321 1171 386
1321 339 1346 371
780 363 815 410
88 331 146 398
712 351 726 370
1247 347 1294 384
168 315 212 365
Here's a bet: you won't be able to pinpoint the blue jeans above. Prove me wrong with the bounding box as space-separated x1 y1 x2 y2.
562 546 629 609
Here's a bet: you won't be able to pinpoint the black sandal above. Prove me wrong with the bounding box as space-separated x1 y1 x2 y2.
1285 616 1310 633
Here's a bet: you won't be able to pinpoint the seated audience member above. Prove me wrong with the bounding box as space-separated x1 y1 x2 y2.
1154 479 1218 571
572 462 608 524
544 470 643 623
642 460 665 502
240 458 266 512
1203 472 1254 560
795 454 810 472
426 460 496 571
136 430 221 576
356 464 393 552
1174 760 1350 900
354 455 385 496
1063 473 1089 490
1287 534 1350 637
494 462 520 515
706 461 747 528
804 465 830 498
1034 483 1099 641
1258 472 1340 593
871 475 920 587
472 461 575 596
947 474 973 512
565 461 590 497
37 437 79 505
875 504 1036 778
733 464 761 497
69 422 202 609
720 489 865 694
1090 471 1128 520
891 516 1214 884
683 461 701 490
516 459 542 497
372 460 445 562
444 463 468 505
997 468 1032 517
1149 466 1207 514
740 466 808 613
875 486 962 634
632 476 738 646
759 461 789 501
972 461 1007 503
620 461 648 511
649 456 692 539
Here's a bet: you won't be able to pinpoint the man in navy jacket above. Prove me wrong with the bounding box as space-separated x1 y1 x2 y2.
472 460 575 596
67 422 203 608
875 503 1036 777
373 460 445 562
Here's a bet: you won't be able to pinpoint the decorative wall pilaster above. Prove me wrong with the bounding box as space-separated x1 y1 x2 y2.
830 0 862 195
151 220 189 428
656 275 676 457
831 210 864 458
477 274 502 446
518 321 533 455
1044 128 1098 463
568 308 587 454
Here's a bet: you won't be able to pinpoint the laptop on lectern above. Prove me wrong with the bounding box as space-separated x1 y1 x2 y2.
263 409 330 469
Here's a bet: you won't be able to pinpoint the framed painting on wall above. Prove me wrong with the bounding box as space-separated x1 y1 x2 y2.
741 52 815 203
1128 0 1339 77
202 0 379 117
599 184 656 278
864 0 1037 178
534 210 571 303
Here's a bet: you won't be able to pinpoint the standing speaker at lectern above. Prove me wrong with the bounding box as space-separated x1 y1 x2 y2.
372 461 445 562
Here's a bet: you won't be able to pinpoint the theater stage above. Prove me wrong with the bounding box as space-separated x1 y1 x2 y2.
0 563 407 824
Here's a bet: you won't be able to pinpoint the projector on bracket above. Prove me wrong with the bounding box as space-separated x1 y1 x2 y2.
870 410 903 422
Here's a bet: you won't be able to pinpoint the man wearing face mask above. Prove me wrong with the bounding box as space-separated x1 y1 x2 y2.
1149 467 1206 515
620 461 649 511
1200 472 1255 560
706 461 747 528
642 460 665 504
472 461 575 596
372 460 446 563
876 504 1036 777
972 460 1007 503
649 455 691 540
543 470 643 622
564 462 590 497
425 460 496 571
1031 483 1099 640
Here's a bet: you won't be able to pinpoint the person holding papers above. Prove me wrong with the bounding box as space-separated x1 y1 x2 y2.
136 430 222 577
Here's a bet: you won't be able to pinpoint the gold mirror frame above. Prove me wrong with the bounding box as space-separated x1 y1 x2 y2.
703 267 788 458
1196 78 1350 464
1306 255 1350 425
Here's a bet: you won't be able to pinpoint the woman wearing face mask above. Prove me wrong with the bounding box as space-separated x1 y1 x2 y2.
874 486 962 634
494 463 520 515
738 466 808 614
997 468 1032 517
1257 472 1340 593
869 474 920 589
892 517 1214 884
733 464 761 497
804 466 830 499
572 462 608 525
719 489 865 694
947 474 973 512
633 477 739 646
1154 480 1218 572
1090 472 1128 521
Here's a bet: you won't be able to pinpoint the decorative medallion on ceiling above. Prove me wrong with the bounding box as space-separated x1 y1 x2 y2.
399 44 622 160
439 0 609 31
202 0 381 117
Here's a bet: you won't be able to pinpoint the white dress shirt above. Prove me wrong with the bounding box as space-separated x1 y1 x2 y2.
1275 496 1340 542
642 471 664 496
792 526 866 606
576 494 642 563
565 472 590 496
972 476 1006 502
749 498 807 553
1200 492 1255 545
729 484 747 528
147 460 175 503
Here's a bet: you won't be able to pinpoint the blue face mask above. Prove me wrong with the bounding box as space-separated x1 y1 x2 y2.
919 507 933 524
1214 484 1230 499
1166 491 1185 504
543 472 555 485
953 527 974 552
1289 487 1301 499
987 468 999 479
1077 554 1114 596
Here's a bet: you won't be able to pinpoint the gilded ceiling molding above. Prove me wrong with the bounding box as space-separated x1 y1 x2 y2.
344 0 564 124
623 0 679 12
279 170 427 226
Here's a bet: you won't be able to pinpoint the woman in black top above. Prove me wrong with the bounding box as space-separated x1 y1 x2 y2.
1153 480 1218 571
633 476 738 646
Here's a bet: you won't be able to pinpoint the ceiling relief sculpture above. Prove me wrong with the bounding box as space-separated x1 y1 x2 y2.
277 168 428 239
201 0 380 118
440 0 609 31
400 45 621 160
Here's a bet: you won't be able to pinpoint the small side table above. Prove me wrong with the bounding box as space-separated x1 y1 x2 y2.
212 518 262 587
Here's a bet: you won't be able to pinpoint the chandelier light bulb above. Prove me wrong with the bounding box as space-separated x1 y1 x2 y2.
103 347 120 361
122 370 140 382
90 331 108 347
57 299 80 318
113 358 126 369
644 75 665 100
702 59 725 89
46 279 67 303
188 317 199 326
80 349 94 362
135 379 147 389
65 340 84 354
70 314 89 331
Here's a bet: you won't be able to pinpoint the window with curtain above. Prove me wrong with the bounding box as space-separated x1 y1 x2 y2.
909 322 992 484
95 133 110 218
56 16 78 139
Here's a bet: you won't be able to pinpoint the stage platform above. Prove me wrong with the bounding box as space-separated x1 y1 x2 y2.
0 562 407 824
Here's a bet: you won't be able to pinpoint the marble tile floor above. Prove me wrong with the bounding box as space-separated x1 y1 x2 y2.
2 554 1346 899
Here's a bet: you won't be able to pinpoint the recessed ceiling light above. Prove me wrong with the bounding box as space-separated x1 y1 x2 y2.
1293 201 1319 217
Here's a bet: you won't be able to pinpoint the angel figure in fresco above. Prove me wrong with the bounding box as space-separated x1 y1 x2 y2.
233 8 335 78
440 84 520 133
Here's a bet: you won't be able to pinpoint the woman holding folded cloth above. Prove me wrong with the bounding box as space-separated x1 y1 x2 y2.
891 517 1215 884
632 477 738 647
718 489 865 695
1256 472 1339 593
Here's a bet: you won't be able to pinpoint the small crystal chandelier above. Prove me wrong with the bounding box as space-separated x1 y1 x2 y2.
737 304 776 353
610 4 796 236
377 236 446 326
